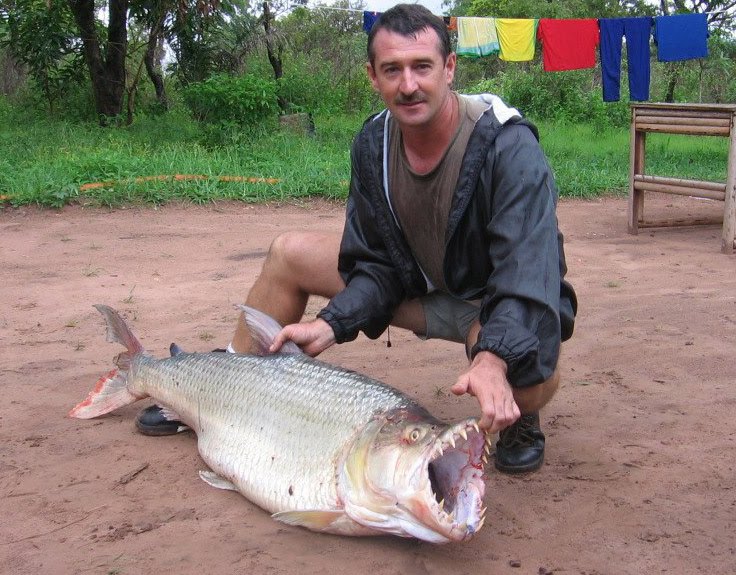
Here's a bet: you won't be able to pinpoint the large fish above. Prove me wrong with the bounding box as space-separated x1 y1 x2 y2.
70 305 490 543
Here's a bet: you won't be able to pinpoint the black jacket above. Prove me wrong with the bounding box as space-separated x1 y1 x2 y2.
318 96 577 388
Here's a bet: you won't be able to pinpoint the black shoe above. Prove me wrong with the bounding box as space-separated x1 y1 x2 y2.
135 405 190 436
495 412 545 474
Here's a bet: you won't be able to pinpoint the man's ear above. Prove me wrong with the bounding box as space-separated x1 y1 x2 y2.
366 62 380 92
445 52 457 85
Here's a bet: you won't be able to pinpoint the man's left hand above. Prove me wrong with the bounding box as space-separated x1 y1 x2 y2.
451 351 520 432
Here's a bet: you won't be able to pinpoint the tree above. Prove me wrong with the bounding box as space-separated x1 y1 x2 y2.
1 0 84 112
66 0 128 124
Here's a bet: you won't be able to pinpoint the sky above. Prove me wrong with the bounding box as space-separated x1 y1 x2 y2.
308 0 449 17
365 0 448 14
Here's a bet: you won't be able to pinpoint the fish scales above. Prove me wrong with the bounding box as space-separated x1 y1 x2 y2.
131 352 413 513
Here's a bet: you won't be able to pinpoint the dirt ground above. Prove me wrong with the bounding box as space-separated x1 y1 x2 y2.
1 194 735 575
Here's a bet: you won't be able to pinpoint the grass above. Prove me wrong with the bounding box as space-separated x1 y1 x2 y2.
0 102 730 207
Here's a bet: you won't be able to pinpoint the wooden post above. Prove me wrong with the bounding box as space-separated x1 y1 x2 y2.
722 110 736 254
628 107 645 234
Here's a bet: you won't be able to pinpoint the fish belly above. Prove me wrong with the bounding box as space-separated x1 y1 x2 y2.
132 352 411 514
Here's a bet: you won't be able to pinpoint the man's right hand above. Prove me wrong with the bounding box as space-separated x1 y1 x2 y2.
269 318 336 357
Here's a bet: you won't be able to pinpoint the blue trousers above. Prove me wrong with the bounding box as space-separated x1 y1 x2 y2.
599 17 653 102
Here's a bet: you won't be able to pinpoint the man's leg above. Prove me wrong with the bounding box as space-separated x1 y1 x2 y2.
231 231 346 353
137 231 346 435
465 321 560 474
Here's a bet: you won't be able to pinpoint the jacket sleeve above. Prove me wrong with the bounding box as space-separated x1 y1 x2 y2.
317 135 408 343
470 123 570 388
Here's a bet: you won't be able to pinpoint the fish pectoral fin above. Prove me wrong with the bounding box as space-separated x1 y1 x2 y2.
272 510 346 531
199 470 238 491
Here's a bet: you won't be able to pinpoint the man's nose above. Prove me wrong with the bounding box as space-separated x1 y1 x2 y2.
399 69 418 94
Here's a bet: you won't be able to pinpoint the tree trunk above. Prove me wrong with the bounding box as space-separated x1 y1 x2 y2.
144 10 168 109
664 64 681 103
262 1 287 112
67 0 129 125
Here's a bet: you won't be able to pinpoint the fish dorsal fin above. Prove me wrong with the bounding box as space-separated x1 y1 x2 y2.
199 470 238 491
237 305 302 356
169 343 185 356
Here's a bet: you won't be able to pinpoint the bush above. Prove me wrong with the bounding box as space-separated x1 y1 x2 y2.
469 66 629 128
181 73 278 126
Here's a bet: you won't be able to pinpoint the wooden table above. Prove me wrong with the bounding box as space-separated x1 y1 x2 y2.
628 102 736 253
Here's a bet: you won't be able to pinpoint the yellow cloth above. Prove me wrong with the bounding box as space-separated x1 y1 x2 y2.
495 18 537 62
456 17 499 57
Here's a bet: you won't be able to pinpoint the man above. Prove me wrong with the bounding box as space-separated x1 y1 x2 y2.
137 4 576 474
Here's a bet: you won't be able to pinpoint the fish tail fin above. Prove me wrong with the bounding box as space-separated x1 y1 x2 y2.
69 305 147 419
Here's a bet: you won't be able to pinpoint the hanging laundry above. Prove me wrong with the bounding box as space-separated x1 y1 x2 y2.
654 13 709 61
457 17 500 57
444 16 458 32
599 17 653 102
536 18 599 71
495 19 537 62
363 11 381 34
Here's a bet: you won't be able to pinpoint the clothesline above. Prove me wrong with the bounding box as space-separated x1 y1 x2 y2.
291 1 731 19
290 2 719 104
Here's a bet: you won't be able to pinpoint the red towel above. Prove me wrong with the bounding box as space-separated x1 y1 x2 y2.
537 18 600 71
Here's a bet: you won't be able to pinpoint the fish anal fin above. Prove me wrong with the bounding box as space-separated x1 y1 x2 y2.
199 470 238 491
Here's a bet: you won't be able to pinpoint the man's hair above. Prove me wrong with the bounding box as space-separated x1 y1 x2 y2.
367 4 451 66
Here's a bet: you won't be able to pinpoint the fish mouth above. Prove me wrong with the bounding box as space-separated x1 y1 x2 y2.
425 419 490 540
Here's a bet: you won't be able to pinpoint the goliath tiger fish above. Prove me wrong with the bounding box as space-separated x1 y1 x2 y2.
70 304 490 543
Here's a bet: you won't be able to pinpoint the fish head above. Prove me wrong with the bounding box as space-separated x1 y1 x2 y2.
340 407 489 544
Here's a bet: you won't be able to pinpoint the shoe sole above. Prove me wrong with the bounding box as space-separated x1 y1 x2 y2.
135 421 191 436
494 454 544 475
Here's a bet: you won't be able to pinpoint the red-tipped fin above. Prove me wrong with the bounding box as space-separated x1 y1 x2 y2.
69 369 141 419
237 305 302 355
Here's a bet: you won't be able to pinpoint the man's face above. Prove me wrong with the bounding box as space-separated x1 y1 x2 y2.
367 27 456 130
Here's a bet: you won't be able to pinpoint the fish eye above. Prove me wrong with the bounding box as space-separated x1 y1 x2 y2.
406 427 424 443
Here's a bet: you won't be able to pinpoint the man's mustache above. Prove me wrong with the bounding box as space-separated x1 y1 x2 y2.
395 92 427 105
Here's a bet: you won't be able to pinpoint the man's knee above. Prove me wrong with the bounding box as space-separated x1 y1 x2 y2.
267 231 312 266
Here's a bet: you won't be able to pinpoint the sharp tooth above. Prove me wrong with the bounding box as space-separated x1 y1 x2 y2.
484 444 491 455
471 421 480 433
482 454 488 464
458 427 468 441
437 444 444 457
477 516 486 531
448 435 456 449
439 498 445 510
480 506 487 518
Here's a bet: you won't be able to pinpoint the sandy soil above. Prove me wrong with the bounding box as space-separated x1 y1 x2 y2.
1 194 735 575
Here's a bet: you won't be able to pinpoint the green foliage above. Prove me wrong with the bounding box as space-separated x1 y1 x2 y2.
1 96 728 208
276 52 374 115
468 67 630 127
181 73 278 126
1 0 85 113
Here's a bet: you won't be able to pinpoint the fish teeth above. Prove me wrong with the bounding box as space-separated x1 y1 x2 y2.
447 434 456 449
480 506 487 518
471 422 480 433
439 498 445 510
458 427 468 441
477 516 486 531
